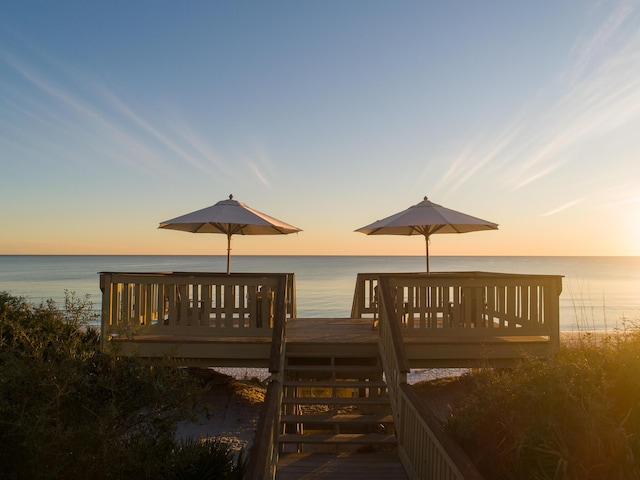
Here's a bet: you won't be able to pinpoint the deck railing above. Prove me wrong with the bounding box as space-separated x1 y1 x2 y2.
376 277 410 418
353 272 561 346
99 272 295 342
377 276 484 480
397 384 484 480
245 380 283 480
246 275 287 480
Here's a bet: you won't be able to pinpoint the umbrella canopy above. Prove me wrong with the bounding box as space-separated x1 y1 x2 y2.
159 194 301 273
355 196 498 272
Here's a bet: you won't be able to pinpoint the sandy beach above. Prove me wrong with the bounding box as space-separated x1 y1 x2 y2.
175 370 266 456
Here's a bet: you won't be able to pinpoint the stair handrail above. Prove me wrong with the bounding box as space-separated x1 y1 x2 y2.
268 276 288 375
377 275 484 480
377 276 410 416
244 380 282 480
398 383 484 480
245 275 288 480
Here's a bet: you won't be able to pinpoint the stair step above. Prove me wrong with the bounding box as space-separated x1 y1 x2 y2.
283 380 387 389
279 433 397 445
286 352 379 357
282 396 389 406
285 365 383 374
281 414 394 425
276 453 408 480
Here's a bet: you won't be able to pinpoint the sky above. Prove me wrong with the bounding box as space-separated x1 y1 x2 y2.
1 1 639 257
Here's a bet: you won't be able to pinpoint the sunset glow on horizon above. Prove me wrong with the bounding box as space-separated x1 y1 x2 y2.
1 2 639 257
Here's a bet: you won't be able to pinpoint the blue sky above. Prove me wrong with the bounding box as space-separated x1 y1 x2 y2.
1 1 639 256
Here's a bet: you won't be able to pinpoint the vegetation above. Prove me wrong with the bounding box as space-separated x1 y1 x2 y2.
428 329 640 479
0 291 245 480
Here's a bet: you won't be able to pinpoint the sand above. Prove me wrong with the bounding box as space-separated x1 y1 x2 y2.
175 370 266 456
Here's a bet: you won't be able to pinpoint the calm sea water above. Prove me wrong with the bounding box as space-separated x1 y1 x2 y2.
0 255 638 332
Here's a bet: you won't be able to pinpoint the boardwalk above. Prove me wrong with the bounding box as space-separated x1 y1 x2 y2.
101 271 561 480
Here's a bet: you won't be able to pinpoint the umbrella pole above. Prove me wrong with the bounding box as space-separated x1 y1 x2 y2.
226 234 231 274
425 234 430 274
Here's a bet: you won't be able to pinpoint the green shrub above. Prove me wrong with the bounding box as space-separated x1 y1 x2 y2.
447 333 640 479
0 291 243 480
169 439 246 480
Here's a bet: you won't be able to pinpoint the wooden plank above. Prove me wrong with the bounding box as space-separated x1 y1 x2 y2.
281 414 394 424
402 334 550 344
110 281 119 327
100 273 112 339
224 284 234 328
178 283 188 325
282 397 389 406
284 365 382 374
214 284 222 328
282 380 387 388
201 284 211 326
279 433 397 444
277 453 408 480
130 326 274 337
530 285 539 326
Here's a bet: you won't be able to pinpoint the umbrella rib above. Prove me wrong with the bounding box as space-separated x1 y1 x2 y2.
414 225 446 236
206 222 244 235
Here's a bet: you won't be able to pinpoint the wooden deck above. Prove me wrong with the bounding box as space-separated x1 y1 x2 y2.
287 317 377 343
101 271 561 368
288 317 553 367
101 271 561 480
111 316 554 368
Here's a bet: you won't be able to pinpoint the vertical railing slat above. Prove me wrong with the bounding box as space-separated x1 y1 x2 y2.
100 273 292 339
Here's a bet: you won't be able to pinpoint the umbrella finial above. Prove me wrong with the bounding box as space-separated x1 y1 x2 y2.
424 196 428 201
229 194 233 200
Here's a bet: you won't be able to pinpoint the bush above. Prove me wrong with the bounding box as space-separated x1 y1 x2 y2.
446 333 640 479
0 291 243 480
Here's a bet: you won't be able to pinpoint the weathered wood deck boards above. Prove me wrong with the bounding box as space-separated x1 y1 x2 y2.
109 316 552 368
276 453 408 480
109 334 273 367
287 317 378 343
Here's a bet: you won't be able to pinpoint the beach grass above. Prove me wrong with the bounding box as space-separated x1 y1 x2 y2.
0 291 246 480
415 323 640 479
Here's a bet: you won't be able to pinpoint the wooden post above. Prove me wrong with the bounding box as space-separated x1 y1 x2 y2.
425 234 430 273
226 233 232 274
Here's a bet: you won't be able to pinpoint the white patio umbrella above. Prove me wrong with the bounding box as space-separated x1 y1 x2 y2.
159 194 301 274
355 196 498 273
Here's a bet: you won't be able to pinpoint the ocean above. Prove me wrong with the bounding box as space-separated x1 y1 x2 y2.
1 255 639 332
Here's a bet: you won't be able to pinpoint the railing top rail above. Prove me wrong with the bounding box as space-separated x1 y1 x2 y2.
359 271 564 280
99 271 293 277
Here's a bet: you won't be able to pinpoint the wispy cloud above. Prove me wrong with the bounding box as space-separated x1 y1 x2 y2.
0 43 270 186
169 119 237 179
95 86 226 178
594 181 640 208
250 163 271 187
0 49 173 173
431 1 640 196
542 197 586 216
434 124 521 193
542 181 640 217
242 144 276 188
563 0 635 85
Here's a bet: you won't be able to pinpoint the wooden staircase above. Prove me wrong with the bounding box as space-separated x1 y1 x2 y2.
275 352 407 479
